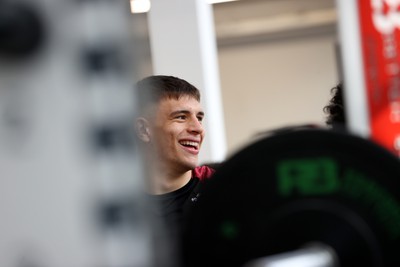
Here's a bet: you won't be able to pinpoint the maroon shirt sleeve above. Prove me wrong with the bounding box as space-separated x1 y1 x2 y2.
192 165 215 181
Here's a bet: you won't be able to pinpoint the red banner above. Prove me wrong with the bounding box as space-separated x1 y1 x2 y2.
358 0 400 156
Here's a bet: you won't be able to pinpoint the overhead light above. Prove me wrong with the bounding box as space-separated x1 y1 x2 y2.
130 0 151 13
129 0 236 14
208 0 239 4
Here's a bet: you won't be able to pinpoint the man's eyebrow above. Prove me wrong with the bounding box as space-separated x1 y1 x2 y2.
170 110 205 116
170 110 190 116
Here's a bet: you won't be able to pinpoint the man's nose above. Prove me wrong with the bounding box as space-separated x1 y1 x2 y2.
188 117 204 134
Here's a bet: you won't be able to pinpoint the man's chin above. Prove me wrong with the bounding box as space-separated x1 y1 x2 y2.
184 159 198 170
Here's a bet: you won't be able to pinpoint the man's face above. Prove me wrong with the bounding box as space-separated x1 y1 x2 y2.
147 95 205 173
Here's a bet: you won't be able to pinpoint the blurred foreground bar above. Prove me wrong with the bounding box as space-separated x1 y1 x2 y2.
0 0 158 266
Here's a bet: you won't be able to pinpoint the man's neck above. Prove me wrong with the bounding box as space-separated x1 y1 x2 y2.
146 167 193 195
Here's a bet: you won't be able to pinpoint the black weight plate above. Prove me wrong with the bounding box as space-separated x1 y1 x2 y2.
180 127 400 267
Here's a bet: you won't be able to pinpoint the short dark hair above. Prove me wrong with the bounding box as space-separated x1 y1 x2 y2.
323 83 346 126
135 75 200 114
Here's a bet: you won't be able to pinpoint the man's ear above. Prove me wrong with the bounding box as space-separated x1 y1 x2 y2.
136 117 151 142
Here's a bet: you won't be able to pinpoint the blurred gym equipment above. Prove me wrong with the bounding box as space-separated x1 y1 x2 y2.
181 126 400 267
0 0 158 266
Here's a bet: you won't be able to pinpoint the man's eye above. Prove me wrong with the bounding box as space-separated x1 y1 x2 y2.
197 116 204 122
176 115 186 120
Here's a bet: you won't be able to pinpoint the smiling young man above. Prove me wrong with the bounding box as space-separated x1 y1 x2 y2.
134 75 215 237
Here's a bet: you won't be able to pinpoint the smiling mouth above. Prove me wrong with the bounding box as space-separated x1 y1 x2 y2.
179 140 200 151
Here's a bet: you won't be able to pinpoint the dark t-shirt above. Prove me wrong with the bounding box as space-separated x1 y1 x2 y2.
145 166 215 266
146 166 215 227
147 176 200 226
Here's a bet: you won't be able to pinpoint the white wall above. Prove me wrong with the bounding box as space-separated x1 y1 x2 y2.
218 34 339 156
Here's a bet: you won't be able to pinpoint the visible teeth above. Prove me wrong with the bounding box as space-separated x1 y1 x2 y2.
180 141 198 148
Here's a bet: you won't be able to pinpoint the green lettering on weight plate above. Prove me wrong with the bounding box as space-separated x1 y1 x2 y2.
277 157 340 196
